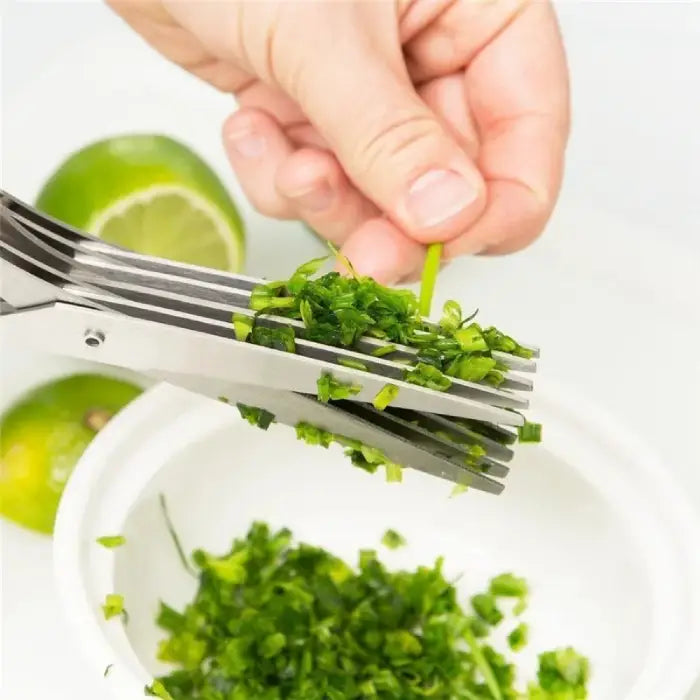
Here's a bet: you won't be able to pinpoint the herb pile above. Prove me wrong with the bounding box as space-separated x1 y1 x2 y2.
241 248 534 394
228 250 541 481
147 523 589 699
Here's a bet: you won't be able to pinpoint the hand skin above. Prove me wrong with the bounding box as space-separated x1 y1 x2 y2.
107 0 570 284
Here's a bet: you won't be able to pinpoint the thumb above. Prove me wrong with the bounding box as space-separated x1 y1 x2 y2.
283 37 486 244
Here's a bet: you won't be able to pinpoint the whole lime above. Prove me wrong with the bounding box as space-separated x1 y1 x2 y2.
0 374 143 534
35 134 245 272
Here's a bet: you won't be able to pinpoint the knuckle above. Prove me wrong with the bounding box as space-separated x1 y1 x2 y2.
354 110 440 177
244 187 288 219
258 200 289 220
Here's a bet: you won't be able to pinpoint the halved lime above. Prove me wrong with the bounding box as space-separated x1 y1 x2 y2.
35 134 245 272
0 374 143 534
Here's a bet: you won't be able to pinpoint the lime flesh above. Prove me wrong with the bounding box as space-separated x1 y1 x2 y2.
35 134 245 272
0 374 143 534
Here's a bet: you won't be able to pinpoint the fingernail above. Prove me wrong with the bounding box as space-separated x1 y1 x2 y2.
405 169 478 228
227 128 266 158
290 181 334 212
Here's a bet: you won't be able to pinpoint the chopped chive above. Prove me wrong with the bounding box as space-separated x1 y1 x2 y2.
508 623 528 652
384 462 403 483
471 593 503 626
102 593 125 621
463 627 503 700
96 535 126 549
299 299 314 327
518 421 542 443
293 254 329 278
489 573 529 598
144 680 174 699
381 528 406 549
450 482 469 498
439 300 462 333
159 494 196 577
373 383 399 410
419 242 442 317
236 403 276 430
232 312 253 342
226 252 544 485
337 357 369 371
317 373 362 402
150 521 589 698
370 344 398 357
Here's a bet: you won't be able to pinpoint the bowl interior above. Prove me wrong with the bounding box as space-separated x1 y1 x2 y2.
109 396 650 698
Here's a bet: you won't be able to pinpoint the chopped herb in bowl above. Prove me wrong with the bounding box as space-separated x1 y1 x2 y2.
147 522 589 699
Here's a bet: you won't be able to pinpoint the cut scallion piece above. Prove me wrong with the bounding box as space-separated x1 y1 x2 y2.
373 383 399 410
419 242 442 317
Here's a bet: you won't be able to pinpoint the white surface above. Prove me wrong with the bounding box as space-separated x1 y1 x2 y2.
53 378 700 700
2 1 700 698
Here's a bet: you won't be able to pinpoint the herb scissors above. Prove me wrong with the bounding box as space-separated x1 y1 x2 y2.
0 189 539 495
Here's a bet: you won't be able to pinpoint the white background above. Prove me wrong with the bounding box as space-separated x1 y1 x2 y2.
3 1 699 251
2 1 700 698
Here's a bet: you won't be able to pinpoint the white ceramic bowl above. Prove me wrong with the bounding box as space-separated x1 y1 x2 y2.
54 380 700 700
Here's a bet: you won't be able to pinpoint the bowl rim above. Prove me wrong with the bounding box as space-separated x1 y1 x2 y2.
53 379 700 699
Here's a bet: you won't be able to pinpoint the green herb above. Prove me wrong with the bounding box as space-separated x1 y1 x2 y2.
467 615 490 639
293 253 330 279
370 343 398 357
514 596 529 616
299 299 314 327
439 300 462 333
529 648 590 698
232 313 253 342
158 494 196 577
337 357 369 371
454 323 489 352
104 664 113 677
316 372 362 402
490 572 529 598
446 354 497 382
471 592 504 626
295 421 335 448
482 327 534 359
381 528 406 549
404 363 452 391
151 522 589 699
217 395 229 403
518 421 543 443
102 593 126 621
384 461 403 483
294 422 404 481
465 444 487 467
250 324 296 353
508 623 528 652
418 242 442 317
229 253 543 484
96 535 126 549
194 547 248 584
463 627 504 700
236 403 276 430
249 285 296 312
450 482 470 497
243 254 530 388
373 383 399 410
144 680 174 699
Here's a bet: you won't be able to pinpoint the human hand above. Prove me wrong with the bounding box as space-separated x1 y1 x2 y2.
108 0 569 283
